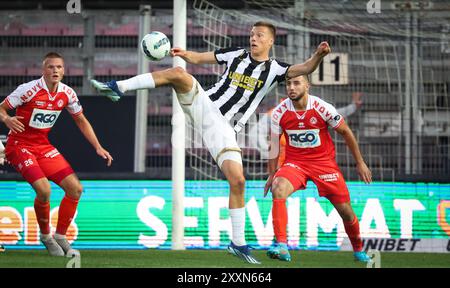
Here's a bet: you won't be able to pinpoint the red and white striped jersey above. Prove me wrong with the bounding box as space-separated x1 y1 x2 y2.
271 95 344 162
5 77 83 145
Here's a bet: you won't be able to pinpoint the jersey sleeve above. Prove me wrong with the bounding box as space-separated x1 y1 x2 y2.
270 109 283 135
214 47 245 65
311 96 344 129
65 89 83 115
273 61 291 84
4 84 28 109
325 103 344 129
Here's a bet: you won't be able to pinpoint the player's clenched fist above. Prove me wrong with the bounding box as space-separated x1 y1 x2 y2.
170 47 187 58
316 41 331 58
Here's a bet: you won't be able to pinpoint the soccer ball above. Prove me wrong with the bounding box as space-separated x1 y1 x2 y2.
141 31 171 61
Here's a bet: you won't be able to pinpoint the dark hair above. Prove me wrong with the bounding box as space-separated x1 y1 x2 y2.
43 52 63 62
253 21 276 39
286 74 310 85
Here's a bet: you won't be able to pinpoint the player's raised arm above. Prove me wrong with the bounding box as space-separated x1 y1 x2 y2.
71 113 113 167
286 41 331 79
335 120 372 184
170 48 217 65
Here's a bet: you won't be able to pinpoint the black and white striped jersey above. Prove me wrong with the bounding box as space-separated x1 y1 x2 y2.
204 47 291 132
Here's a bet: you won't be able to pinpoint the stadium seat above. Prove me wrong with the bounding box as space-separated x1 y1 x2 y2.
102 23 138 36
0 67 26 76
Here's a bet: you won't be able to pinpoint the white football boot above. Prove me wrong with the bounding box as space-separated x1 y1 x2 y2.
54 233 80 258
41 234 65 257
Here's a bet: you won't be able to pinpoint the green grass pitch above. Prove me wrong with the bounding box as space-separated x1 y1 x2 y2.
0 249 449 268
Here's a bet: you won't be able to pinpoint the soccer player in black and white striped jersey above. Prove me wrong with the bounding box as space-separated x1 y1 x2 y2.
91 21 330 264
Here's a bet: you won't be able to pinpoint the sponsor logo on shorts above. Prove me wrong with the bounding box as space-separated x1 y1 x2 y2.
29 108 61 129
44 149 60 158
284 162 302 170
319 173 339 182
286 129 320 148
21 148 32 155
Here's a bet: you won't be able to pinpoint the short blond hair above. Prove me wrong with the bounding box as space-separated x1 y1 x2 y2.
253 21 276 39
42 52 64 65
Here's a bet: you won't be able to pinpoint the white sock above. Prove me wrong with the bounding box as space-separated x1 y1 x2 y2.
229 207 246 246
54 233 66 240
40 233 51 241
117 73 155 93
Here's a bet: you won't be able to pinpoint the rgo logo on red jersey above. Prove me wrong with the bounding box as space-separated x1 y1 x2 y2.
29 108 61 129
286 129 321 148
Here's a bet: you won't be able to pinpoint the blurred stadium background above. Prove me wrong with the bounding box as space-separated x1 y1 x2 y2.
0 0 449 266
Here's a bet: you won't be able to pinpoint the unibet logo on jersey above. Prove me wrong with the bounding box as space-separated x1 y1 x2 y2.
286 129 321 148
228 71 264 92
29 108 61 129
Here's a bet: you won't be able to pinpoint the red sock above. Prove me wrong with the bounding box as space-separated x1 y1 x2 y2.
56 195 79 236
272 199 288 243
34 198 51 235
344 215 363 252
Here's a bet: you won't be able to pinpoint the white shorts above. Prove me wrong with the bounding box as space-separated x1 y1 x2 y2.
177 77 242 168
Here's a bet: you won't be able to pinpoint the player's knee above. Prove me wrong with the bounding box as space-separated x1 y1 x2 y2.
73 183 83 199
35 182 52 202
170 66 189 82
271 179 289 199
229 175 245 194
67 182 83 200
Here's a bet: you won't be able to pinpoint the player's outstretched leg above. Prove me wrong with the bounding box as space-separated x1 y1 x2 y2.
91 68 194 101
90 79 123 102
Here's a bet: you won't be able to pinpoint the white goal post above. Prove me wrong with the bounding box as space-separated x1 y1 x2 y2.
171 0 187 250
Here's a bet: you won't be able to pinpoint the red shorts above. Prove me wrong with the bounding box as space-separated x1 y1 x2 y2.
5 141 74 185
274 160 350 204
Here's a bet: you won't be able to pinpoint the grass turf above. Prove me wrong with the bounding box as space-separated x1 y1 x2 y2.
1 249 449 268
